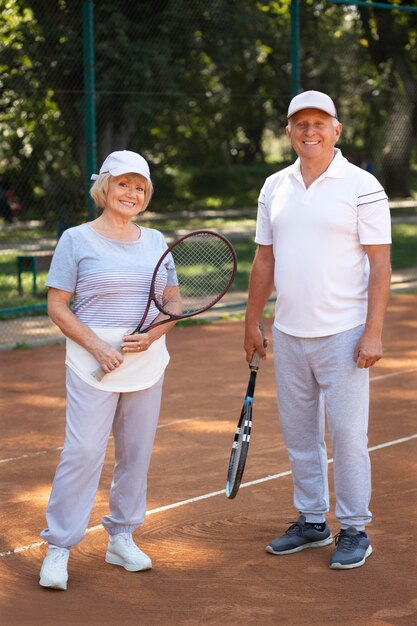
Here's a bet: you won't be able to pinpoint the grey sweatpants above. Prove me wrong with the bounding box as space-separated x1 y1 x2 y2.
40 368 164 548
273 325 371 530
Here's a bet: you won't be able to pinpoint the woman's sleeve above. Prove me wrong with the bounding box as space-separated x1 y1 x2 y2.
45 230 78 293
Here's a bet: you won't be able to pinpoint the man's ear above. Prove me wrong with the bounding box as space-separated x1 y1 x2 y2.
335 122 343 143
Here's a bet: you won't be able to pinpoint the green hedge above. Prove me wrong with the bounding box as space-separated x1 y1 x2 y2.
151 162 289 211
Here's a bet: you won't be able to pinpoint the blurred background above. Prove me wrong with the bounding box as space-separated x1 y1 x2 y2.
1 0 417 346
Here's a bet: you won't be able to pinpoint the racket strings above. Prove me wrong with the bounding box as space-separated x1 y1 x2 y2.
156 233 236 317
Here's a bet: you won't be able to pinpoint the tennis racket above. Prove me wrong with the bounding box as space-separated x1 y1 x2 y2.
92 230 237 381
225 327 265 499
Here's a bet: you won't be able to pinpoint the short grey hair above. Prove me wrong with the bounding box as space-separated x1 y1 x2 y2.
90 172 154 211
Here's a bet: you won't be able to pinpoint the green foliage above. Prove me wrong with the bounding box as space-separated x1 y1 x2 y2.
231 240 257 291
0 250 49 311
152 163 285 210
0 0 293 225
0 0 81 220
0 0 416 226
13 341 30 350
391 224 417 269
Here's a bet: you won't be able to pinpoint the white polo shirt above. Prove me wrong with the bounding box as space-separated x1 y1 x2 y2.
255 149 391 337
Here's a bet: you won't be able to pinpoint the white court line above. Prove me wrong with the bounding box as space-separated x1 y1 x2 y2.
370 367 417 382
0 450 51 464
157 416 204 429
1 432 416 559
1 368 416 466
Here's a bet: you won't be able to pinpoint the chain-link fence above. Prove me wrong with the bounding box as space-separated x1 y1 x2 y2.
1 0 416 347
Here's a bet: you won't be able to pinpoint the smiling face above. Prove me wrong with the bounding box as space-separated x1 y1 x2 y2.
286 108 342 164
104 173 148 219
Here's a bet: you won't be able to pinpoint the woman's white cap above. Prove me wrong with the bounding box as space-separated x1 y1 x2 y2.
91 150 151 181
287 90 338 119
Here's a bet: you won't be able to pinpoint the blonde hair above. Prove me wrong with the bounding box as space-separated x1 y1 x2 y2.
90 173 154 211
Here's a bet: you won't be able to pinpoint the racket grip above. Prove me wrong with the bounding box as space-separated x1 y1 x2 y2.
249 351 261 370
91 339 127 382
249 324 265 370
91 366 106 382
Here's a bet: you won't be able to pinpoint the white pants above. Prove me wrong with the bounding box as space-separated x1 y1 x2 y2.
40 368 164 548
273 325 371 530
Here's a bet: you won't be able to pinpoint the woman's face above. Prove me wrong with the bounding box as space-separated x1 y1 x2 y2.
104 173 147 219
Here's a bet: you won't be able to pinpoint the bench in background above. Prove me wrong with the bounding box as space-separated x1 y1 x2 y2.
16 251 54 296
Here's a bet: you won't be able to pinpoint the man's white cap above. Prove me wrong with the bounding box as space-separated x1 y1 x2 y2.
287 90 338 119
91 150 151 181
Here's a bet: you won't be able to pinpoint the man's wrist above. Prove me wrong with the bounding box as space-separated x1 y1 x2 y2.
364 323 383 337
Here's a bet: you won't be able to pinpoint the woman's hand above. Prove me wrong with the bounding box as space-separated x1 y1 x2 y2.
91 338 124 373
48 288 124 373
121 332 152 353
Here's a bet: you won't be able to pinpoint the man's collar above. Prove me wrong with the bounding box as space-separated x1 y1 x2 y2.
325 148 349 178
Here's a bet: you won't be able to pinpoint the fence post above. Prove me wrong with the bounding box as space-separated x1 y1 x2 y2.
290 0 301 98
82 0 97 221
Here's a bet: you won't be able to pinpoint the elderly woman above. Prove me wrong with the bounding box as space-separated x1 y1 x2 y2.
39 150 176 590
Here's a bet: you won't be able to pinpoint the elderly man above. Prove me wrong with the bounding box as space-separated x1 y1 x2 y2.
244 90 391 569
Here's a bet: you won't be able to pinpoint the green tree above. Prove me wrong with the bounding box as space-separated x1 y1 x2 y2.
191 1 291 165
282 1 416 196
357 1 417 196
1 0 416 225
0 0 78 219
1 0 293 216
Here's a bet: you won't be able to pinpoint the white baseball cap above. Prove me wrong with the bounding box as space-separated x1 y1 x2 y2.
287 90 338 119
91 150 151 181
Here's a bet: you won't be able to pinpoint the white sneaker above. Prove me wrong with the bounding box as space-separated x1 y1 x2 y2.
39 545 70 590
105 533 152 572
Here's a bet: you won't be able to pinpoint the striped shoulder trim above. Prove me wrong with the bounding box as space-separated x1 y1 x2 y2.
357 188 388 207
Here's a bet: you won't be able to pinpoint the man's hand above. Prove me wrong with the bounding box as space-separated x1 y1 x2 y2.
244 245 274 364
353 331 383 369
244 325 268 363
355 243 391 369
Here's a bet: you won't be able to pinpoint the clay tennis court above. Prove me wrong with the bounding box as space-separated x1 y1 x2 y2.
1 294 416 626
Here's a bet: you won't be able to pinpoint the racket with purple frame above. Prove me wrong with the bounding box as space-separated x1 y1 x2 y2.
225 328 265 499
92 230 237 382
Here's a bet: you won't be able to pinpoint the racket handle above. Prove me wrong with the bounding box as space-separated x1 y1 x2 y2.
92 365 106 382
249 324 265 371
91 340 125 382
249 351 261 370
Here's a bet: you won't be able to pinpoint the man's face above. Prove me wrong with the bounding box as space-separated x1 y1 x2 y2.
286 108 342 161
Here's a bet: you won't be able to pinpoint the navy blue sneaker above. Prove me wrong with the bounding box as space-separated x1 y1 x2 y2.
329 527 372 569
266 515 333 555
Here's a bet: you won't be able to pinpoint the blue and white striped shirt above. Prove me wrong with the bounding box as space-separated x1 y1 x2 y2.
46 223 172 328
